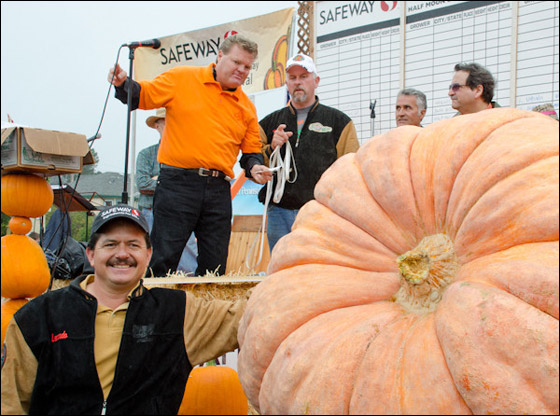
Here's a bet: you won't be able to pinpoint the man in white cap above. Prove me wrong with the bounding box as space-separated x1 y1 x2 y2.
257 53 360 251
136 109 198 275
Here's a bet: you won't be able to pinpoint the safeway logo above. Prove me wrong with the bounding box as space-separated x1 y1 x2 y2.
381 1 397 11
51 331 68 343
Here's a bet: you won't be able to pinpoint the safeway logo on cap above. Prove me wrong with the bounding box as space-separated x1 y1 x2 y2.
101 206 139 220
293 55 305 61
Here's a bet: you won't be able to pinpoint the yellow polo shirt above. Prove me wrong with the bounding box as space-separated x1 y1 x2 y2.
1 276 249 413
79 276 130 399
138 63 262 179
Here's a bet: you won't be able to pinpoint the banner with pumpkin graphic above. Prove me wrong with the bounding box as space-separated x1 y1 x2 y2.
134 8 294 94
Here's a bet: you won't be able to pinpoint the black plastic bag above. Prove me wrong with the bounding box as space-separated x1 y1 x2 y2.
45 237 93 280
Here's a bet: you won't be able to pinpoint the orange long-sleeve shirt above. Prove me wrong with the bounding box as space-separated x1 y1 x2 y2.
138 63 261 179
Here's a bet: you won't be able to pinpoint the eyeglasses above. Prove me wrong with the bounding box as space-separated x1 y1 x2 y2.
449 83 468 92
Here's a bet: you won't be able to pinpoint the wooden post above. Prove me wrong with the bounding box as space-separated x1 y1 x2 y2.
297 1 314 58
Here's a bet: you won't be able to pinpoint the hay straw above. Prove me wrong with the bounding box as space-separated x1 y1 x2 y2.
49 270 265 301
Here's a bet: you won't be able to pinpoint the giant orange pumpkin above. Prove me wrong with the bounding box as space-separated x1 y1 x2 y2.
238 108 559 415
178 365 249 415
1 234 51 299
1 173 53 218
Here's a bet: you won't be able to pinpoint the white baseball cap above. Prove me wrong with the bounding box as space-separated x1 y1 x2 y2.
286 53 317 75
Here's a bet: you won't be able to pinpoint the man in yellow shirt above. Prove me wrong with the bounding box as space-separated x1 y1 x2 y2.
1 204 250 414
108 35 272 276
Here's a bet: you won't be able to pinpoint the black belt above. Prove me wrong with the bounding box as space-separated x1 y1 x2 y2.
160 164 232 182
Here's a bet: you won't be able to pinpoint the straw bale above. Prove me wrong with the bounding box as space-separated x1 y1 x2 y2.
49 270 265 301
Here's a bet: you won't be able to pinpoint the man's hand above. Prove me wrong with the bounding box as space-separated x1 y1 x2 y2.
250 164 273 185
271 124 293 150
108 63 127 87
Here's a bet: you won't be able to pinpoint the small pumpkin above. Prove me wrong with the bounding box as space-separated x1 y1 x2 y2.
1 298 28 345
238 108 559 415
8 216 32 235
1 234 51 299
178 365 249 415
1 173 53 218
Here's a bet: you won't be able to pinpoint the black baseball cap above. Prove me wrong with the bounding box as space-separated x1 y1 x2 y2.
91 204 149 235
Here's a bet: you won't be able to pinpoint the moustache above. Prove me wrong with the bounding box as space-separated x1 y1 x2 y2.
108 259 137 267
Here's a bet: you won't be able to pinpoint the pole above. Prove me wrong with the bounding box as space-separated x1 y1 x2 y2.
122 47 135 204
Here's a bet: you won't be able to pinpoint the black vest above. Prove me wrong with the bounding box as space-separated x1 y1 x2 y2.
258 99 351 209
15 277 191 414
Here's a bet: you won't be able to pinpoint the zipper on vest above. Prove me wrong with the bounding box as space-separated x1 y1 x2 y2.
101 400 107 415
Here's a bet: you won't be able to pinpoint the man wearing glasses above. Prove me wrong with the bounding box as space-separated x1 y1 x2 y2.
448 62 501 115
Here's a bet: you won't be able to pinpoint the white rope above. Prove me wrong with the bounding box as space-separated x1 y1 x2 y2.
245 142 297 271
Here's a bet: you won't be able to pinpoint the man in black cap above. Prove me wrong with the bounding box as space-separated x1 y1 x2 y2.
1 204 250 415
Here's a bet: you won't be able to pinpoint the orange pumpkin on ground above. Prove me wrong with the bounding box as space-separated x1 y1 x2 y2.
1 298 28 345
1 234 51 299
178 365 249 415
1 172 53 218
237 108 559 415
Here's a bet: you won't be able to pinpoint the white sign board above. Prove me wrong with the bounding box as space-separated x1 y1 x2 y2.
314 1 559 144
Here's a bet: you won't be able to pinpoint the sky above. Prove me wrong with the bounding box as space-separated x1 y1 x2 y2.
1 1 298 174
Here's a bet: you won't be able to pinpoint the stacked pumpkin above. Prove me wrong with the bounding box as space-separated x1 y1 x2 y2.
1 173 53 344
238 108 559 414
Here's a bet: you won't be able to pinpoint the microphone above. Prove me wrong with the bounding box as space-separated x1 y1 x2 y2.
123 38 161 49
369 99 377 119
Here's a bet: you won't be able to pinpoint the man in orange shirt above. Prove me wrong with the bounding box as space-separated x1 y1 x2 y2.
108 35 271 276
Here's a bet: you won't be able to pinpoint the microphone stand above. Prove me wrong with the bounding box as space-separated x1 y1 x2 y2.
369 99 377 138
122 46 136 204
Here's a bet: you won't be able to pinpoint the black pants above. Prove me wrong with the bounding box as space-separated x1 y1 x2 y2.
149 167 232 276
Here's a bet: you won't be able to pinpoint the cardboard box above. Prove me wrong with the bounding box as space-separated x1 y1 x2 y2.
1 125 94 176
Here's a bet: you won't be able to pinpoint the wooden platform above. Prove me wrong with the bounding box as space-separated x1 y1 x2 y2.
225 215 270 275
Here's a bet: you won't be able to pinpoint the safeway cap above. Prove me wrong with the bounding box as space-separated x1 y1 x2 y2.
91 204 149 235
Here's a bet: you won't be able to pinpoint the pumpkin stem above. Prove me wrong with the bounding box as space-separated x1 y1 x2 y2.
394 234 459 313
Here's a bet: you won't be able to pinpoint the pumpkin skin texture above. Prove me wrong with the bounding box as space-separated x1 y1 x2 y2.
1 298 28 345
178 366 249 415
1 173 53 218
238 108 559 415
8 216 32 235
1 234 51 299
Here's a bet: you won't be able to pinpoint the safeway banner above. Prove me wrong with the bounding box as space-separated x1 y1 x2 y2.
134 8 294 93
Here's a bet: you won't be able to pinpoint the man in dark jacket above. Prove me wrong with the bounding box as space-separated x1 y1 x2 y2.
258 53 359 251
1 204 249 415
